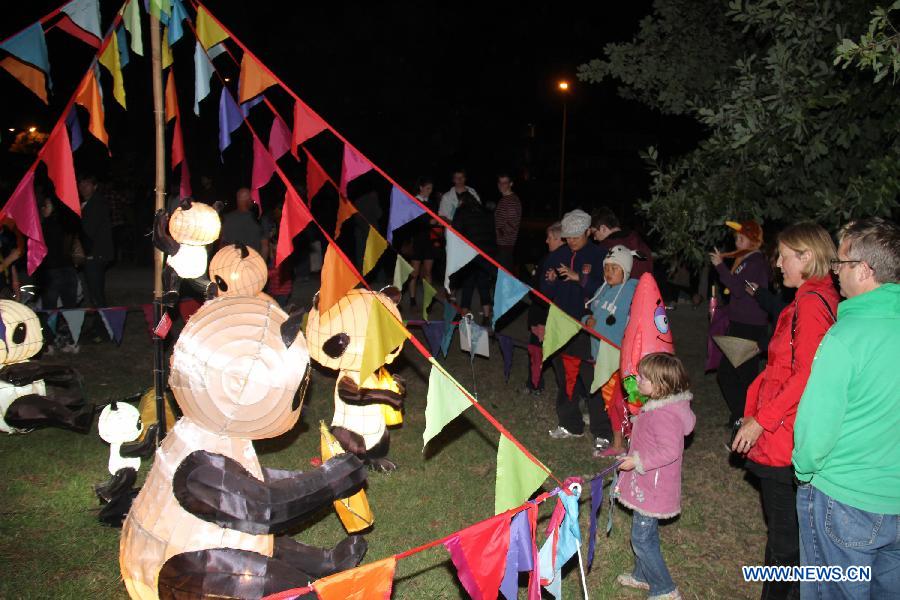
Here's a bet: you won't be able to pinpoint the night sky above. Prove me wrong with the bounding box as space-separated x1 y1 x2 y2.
2 1 698 229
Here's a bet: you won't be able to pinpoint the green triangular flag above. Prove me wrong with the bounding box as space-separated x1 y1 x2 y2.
393 256 413 290
123 0 144 56
495 433 548 514
590 341 621 393
423 359 473 448
541 304 582 362
422 279 437 320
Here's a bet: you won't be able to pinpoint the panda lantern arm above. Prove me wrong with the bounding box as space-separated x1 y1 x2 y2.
0 361 79 386
337 374 406 408
172 450 367 535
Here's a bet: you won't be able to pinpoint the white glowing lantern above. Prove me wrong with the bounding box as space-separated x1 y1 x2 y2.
166 245 209 279
168 203 221 246
209 245 268 296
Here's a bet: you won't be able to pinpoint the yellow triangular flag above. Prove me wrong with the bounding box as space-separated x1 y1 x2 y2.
393 256 413 290
362 227 388 276
99 31 126 108
422 279 437 320
359 297 408 386
161 28 173 69
196 5 229 50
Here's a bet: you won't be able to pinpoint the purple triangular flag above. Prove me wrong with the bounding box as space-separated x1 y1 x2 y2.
240 93 264 117
99 308 127 345
387 186 425 243
587 475 604 570
500 509 535 600
218 88 243 158
66 108 83 151
497 334 514 382
423 321 444 357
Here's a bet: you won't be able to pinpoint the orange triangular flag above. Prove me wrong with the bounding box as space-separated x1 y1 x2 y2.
74 70 108 147
318 244 361 313
164 70 178 123
335 196 357 237
238 53 277 103
314 557 396 600
0 57 48 103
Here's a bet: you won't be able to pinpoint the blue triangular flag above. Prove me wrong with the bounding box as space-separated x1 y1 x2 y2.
61 310 85 345
66 108 83 152
218 87 243 158
193 41 213 115
497 333 514 382
587 475 604 570
116 27 130 68
539 490 582 599
500 509 535 600
492 270 530 328
167 0 189 46
241 93 264 117
386 186 425 243
440 301 457 358
61 0 102 42
0 22 52 86
422 321 443 357
46 312 59 335
99 308 128 345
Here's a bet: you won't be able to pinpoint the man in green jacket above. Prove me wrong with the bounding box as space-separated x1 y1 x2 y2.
793 217 900 599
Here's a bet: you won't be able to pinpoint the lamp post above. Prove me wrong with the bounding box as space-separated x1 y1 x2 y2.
557 80 569 218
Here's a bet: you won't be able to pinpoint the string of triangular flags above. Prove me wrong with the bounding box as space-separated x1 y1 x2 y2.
37 306 128 345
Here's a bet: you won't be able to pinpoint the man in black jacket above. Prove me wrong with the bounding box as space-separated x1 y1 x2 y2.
79 175 114 307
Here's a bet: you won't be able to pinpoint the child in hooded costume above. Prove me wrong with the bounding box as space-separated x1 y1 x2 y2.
584 245 639 456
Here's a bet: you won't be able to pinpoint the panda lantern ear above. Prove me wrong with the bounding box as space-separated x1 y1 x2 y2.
280 311 306 349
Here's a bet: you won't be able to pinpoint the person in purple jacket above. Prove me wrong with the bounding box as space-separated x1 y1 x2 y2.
615 352 695 600
709 220 770 427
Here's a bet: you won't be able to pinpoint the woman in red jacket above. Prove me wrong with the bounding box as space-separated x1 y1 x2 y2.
731 222 839 600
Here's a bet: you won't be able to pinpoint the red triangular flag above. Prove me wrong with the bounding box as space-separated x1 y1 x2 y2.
74 69 108 147
318 244 361 313
291 99 326 158
269 114 291 160
339 144 372 196
238 53 277 103
55 15 102 48
313 557 396 600
277 187 313 266
179 157 192 199
334 196 357 238
561 354 582 400
171 117 185 169
250 137 275 207
305 151 329 200
41 126 81 216
0 170 47 275
443 513 512 600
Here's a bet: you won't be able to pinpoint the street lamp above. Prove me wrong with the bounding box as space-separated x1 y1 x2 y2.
557 80 570 218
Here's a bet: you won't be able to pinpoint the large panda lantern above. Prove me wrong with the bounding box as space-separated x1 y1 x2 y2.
0 300 92 434
306 288 407 472
119 294 368 599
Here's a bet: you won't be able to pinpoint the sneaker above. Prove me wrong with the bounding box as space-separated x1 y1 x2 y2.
649 590 682 600
594 446 626 458
616 573 650 591
548 426 584 439
594 437 611 451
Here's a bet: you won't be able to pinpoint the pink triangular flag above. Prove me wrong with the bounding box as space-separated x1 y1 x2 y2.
291 99 326 158
250 136 276 207
0 170 47 275
339 144 372 196
269 113 291 160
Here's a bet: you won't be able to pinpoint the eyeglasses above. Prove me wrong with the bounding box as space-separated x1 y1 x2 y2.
830 259 861 274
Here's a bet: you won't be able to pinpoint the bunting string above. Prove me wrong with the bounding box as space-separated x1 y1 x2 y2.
0 0 90 47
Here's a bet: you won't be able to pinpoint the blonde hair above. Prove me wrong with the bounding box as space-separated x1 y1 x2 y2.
777 222 837 280
638 352 690 399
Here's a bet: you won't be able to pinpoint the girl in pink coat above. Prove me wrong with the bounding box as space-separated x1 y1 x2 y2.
615 352 696 600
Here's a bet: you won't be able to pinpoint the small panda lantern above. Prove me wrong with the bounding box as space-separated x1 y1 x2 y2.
153 199 221 304
0 300 92 434
119 294 368 599
208 243 268 298
306 288 407 472
98 401 143 474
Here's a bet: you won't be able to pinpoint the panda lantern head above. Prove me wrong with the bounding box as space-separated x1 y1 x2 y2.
169 295 311 440
98 401 143 445
305 289 404 373
208 244 268 298
0 300 43 365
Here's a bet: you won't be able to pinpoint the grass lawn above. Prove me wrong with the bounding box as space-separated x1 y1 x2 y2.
0 272 768 599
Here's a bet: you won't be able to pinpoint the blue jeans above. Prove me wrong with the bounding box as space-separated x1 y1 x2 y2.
631 512 676 595
797 484 900 599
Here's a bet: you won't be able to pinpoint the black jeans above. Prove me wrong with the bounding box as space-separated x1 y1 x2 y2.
458 256 494 312
84 257 109 307
551 333 612 438
748 462 800 600
716 321 767 424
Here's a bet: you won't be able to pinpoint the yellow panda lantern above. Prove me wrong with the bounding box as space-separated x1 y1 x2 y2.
306 289 407 474
119 290 369 599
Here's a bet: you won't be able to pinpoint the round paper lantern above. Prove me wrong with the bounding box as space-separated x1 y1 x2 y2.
166 245 209 279
306 289 403 373
168 203 221 246
209 244 268 297
0 300 43 364
169 295 310 439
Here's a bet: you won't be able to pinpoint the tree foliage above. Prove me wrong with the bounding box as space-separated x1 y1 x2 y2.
579 0 900 268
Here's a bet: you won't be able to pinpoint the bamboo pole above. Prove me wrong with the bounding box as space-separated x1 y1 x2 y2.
149 11 167 440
